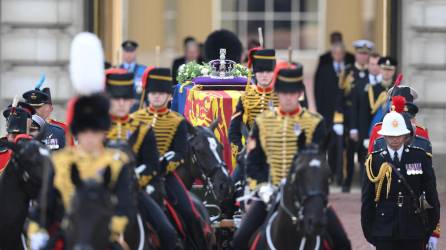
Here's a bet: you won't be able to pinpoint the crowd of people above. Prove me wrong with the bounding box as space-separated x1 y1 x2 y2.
0 28 441 250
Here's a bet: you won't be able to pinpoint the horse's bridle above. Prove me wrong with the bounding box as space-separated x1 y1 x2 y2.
189 140 226 200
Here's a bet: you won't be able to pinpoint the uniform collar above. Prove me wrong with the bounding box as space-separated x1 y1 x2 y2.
387 144 404 161
277 106 301 117
256 84 273 94
148 105 169 115
111 114 129 122
355 62 368 71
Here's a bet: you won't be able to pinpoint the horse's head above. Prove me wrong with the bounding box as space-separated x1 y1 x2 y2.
187 120 233 202
65 164 115 250
1 136 52 198
282 143 330 237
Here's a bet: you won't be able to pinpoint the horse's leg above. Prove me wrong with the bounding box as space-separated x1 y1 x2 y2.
137 191 180 250
189 192 215 249
165 173 208 250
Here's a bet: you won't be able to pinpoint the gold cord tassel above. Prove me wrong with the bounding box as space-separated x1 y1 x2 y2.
365 155 393 202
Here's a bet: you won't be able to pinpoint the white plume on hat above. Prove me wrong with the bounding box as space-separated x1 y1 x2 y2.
70 32 105 95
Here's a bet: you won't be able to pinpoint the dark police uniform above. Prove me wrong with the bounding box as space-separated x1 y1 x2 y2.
131 67 208 250
362 144 440 249
23 88 66 150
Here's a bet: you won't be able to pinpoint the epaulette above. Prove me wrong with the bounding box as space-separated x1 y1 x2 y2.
407 143 432 158
371 147 386 155
300 108 323 119
410 135 432 154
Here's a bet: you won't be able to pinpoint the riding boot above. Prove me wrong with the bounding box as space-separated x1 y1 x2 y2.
165 173 208 250
231 200 267 250
138 191 179 250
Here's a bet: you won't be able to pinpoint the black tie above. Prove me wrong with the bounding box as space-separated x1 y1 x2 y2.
393 151 399 165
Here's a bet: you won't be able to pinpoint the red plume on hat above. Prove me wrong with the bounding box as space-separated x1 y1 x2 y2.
141 66 156 90
391 96 406 113
247 47 262 69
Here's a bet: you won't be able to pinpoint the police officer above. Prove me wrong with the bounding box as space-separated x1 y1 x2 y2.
131 67 208 250
333 39 374 192
232 67 351 250
0 100 35 173
23 87 66 150
119 40 147 99
361 111 440 250
28 94 134 249
229 48 278 182
104 68 180 250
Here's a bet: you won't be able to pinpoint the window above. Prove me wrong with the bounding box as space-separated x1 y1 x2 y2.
220 0 323 52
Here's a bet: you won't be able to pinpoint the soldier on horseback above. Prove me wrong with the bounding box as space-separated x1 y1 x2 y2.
229 48 278 184
0 101 35 173
131 67 209 250
232 67 351 250
105 68 180 250
27 93 135 249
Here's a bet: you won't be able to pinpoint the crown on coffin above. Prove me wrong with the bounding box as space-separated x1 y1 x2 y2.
208 48 237 79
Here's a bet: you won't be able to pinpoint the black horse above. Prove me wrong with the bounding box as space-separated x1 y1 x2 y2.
64 164 116 250
0 137 52 250
249 146 332 250
179 120 233 202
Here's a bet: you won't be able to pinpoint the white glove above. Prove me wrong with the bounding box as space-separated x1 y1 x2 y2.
349 129 359 141
30 231 49 250
427 236 438 250
333 124 344 136
363 139 370 149
159 151 175 162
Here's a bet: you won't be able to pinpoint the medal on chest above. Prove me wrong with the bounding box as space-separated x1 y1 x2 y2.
405 162 423 175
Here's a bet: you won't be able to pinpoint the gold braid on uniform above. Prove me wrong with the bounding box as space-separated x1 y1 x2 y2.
131 109 183 156
256 108 321 185
132 124 151 153
241 85 279 127
365 155 392 202
368 85 388 114
338 70 354 94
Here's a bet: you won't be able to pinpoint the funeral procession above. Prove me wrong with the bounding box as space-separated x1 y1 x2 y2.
1 0 445 250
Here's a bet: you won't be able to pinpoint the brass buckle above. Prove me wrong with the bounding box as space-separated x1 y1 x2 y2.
397 195 404 207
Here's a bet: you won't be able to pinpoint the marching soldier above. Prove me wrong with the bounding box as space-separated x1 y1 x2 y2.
131 67 208 250
0 101 35 173
119 40 147 98
361 110 440 250
28 94 134 249
232 67 351 250
23 87 66 150
104 68 180 250
333 39 374 192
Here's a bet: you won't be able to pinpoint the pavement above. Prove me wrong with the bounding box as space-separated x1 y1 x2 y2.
330 188 445 249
